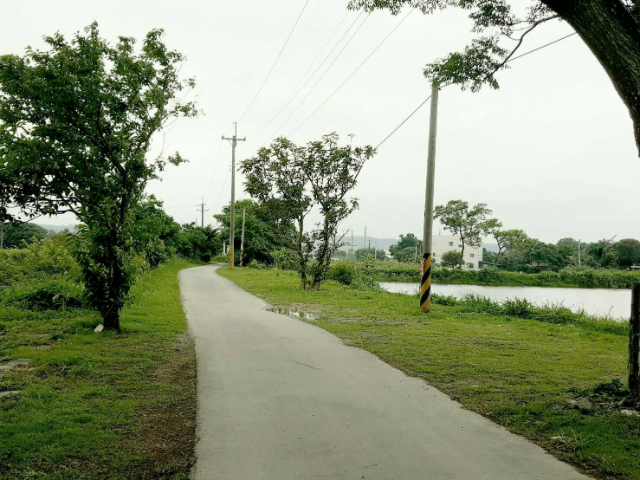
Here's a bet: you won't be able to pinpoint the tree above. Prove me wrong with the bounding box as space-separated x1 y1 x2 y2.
389 233 421 261
613 238 640 267
176 223 221 262
304 133 375 289
349 0 640 156
130 196 182 268
496 229 529 265
434 200 492 268
241 138 314 288
214 199 295 265
0 24 198 330
441 250 463 268
0 222 48 249
355 248 386 261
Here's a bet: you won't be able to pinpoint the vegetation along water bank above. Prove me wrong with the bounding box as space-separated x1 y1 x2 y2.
350 260 640 289
220 266 640 480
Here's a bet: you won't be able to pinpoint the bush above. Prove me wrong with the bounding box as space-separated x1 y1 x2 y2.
327 262 355 285
272 248 299 272
5 278 85 310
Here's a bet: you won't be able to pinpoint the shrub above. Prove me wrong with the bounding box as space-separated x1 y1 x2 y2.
5 278 85 310
502 298 534 318
327 262 355 285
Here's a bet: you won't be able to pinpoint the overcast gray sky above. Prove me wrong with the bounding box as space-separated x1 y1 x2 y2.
3 0 638 244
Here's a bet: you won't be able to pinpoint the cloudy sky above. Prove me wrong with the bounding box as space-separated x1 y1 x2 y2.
2 0 637 244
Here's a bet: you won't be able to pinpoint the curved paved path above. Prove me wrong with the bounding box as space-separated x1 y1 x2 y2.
180 265 589 480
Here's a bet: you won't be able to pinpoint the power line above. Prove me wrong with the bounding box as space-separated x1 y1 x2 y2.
374 31 578 149
204 138 224 204
237 0 311 123
375 95 432 150
289 9 414 137
245 11 360 142
268 13 370 141
274 0 326 77
507 32 577 63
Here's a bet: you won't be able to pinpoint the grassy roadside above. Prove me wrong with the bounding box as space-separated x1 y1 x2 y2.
0 259 199 480
219 267 640 480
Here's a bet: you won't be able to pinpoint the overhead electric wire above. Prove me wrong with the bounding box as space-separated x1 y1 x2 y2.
203 138 224 204
275 0 326 76
237 0 311 123
288 9 414 136
374 30 578 150
507 32 577 63
245 11 359 141
267 12 370 141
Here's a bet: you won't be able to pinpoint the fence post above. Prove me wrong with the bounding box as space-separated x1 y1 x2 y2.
628 284 640 393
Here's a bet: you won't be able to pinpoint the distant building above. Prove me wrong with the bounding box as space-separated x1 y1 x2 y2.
431 235 483 270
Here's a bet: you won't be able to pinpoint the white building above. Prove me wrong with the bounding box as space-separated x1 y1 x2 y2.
431 235 483 270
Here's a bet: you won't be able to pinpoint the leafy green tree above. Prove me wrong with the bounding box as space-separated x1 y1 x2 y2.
441 250 463 269
349 0 640 156
612 238 640 267
304 133 375 289
241 138 314 287
130 196 182 268
177 223 221 262
389 233 421 261
393 246 419 263
434 200 492 268
0 24 198 330
214 199 294 265
0 222 48 249
355 248 386 261
331 249 347 259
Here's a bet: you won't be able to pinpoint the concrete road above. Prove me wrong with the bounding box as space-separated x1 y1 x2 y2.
181 265 590 480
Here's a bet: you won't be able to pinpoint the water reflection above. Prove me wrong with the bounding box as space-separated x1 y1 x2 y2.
266 306 318 321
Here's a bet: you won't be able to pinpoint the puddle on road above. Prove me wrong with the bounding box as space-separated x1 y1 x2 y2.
266 306 318 321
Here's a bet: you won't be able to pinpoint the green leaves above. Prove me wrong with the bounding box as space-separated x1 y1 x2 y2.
0 24 198 328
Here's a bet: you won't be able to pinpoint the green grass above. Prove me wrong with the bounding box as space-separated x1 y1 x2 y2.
219 267 640 480
0 259 199 480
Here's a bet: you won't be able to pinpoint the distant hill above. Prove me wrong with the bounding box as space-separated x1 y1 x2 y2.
337 236 399 251
483 243 499 253
35 223 77 233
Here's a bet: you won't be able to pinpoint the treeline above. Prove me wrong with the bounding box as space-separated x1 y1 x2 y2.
368 262 640 289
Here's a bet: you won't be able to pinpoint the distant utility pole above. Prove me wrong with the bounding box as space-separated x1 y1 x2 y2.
364 227 367 251
196 198 209 227
578 240 582 266
222 122 246 270
351 230 354 259
240 208 246 267
0 222 4 250
421 84 439 314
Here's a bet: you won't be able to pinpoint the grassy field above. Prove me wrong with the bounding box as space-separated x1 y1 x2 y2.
0 259 198 480
219 267 640 480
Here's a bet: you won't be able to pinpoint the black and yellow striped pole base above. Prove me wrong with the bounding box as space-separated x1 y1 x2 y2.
420 253 432 313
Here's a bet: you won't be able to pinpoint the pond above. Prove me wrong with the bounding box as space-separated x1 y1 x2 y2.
379 282 632 321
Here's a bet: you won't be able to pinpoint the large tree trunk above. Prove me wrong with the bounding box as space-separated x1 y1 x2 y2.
543 0 640 155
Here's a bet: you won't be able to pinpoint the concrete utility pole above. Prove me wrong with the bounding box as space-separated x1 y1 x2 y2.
578 240 582 266
421 84 439 314
222 122 246 270
197 198 209 227
351 230 354 259
240 208 246 267
364 227 367 251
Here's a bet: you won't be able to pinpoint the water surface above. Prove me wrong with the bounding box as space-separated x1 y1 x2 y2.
380 282 631 320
